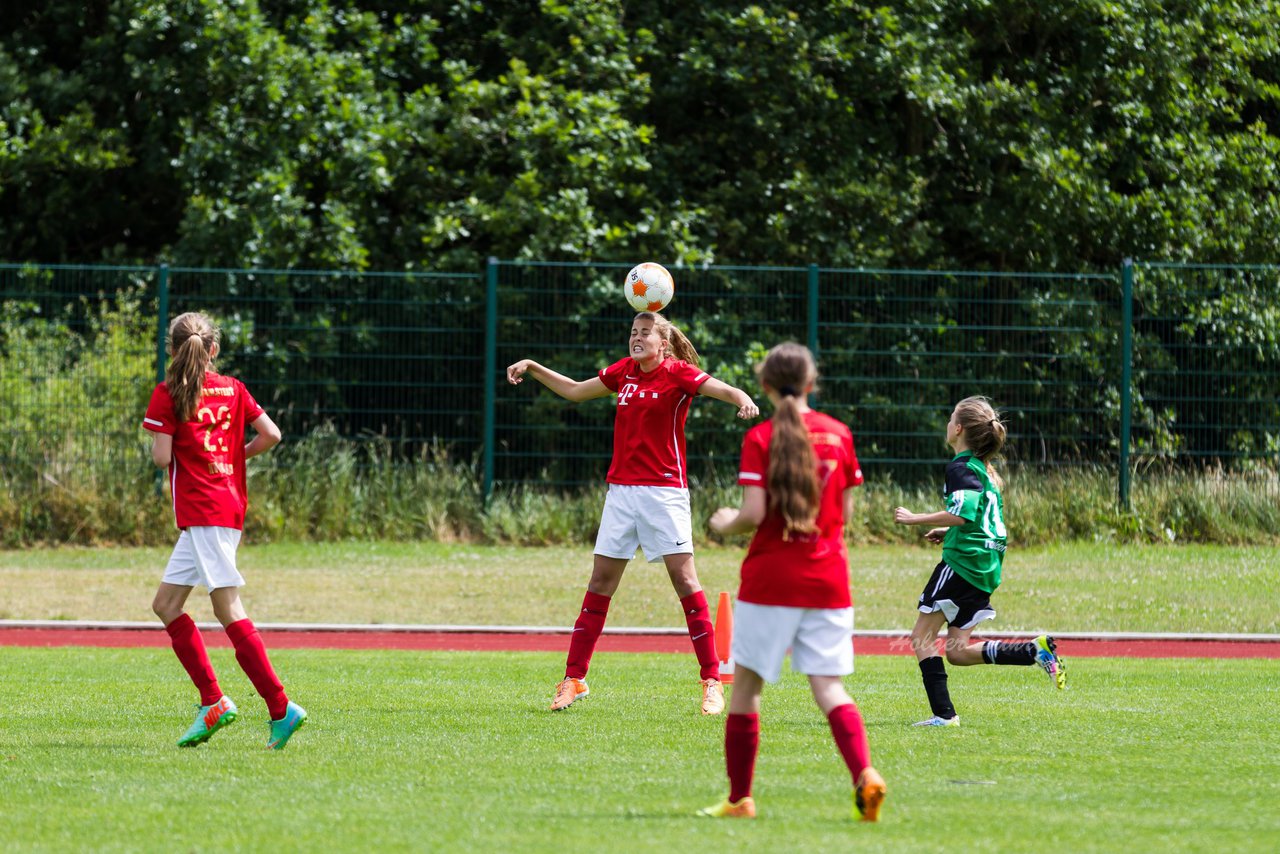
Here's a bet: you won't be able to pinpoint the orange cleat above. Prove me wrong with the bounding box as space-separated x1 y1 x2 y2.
854 767 887 822
550 677 589 711
698 796 756 818
700 678 725 716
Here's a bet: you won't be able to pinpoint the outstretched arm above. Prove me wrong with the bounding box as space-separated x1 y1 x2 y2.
697 377 759 420
894 507 965 528
507 359 611 403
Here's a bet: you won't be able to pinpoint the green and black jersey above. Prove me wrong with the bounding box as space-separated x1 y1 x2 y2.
940 452 1007 593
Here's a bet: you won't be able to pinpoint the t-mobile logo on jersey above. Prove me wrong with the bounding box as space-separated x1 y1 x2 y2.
618 384 660 406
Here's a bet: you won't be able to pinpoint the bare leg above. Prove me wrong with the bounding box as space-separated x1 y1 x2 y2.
943 625 985 666
209 586 250 628
152 582 194 626
909 610 948 661
808 674 854 716
661 552 701 598
586 554 629 596
729 666 765 715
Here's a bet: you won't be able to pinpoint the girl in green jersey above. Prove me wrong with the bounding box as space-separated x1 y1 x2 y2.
893 396 1065 727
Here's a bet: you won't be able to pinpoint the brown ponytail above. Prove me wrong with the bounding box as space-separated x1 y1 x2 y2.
164 312 220 422
634 311 700 367
758 343 820 537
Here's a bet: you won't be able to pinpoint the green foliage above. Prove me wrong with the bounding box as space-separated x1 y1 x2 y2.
4 1 1280 269
0 280 165 546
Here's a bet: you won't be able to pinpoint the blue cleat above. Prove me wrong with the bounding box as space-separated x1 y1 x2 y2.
1034 635 1067 690
266 701 308 749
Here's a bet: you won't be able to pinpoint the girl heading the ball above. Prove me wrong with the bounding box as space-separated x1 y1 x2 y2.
143 311 307 749
892 395 1066 729
701 342 885 822
506 310 759 715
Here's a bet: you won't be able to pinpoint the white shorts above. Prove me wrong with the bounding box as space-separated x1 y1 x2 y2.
593 484 694 564
731 601 854 684
163 527 245 590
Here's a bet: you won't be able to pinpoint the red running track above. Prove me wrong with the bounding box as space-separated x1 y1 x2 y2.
1 627 1278 658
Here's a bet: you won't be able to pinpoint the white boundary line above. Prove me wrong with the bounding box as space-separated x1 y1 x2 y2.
2 619 1278 642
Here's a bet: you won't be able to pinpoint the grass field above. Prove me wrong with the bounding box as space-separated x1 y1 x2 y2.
1 541 1277 633
1 648 1277 853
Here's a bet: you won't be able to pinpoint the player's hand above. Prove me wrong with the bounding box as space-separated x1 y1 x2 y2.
924 527 947 544
506 360 533 385
708 507 737 534
736 400 760 420
893 507 917 525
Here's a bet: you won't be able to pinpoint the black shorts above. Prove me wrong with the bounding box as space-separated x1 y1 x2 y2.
917 561 996 630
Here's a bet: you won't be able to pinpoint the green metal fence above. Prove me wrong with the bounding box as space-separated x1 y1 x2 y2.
2 260 1276 507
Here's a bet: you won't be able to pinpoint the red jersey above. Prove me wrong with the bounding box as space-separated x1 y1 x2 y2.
142 372 265 530
736 410 863 608
597 357 711 488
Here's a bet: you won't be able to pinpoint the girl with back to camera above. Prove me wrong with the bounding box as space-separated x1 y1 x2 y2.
701 342 886 822
893 396 1066 728
143 311 307 749
507 310 759 715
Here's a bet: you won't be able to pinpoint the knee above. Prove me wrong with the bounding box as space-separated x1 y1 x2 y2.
909 630 937 656
152 596 178 623
944 648 967 666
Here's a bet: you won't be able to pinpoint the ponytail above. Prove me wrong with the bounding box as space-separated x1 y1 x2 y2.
767 393 820 537
953 396 1007 490
164 312 220 422
758 343 821 537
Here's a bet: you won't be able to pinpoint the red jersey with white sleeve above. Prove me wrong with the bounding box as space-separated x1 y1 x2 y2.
597 357 711 488
142 372 265 530
736 410 863 608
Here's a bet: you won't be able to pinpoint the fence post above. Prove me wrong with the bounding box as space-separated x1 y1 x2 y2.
1119 258 1134 510
154 264 170 494
482 257 499 505
807 263 819 406
155 263 169 383
807 263 819 358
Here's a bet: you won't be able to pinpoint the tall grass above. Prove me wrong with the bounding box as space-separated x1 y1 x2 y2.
5 421 1276 546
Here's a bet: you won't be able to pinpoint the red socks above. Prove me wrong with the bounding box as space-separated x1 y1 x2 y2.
164 613 222 705
565 591 611 680
827 702 871 783
226 618 288 720
564 589 717 682
725 712 760 802
724 706 866 802
680 590 719 680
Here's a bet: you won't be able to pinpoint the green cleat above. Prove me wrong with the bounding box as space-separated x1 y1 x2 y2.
177 695 238 747
266 701 308 749
1034 635 1067 690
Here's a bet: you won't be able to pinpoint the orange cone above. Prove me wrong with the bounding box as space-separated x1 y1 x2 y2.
714 591 735 685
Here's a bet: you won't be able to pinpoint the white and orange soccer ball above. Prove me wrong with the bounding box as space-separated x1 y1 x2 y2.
624 262 675 312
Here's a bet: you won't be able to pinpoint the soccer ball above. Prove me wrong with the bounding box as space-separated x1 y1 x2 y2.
624 262 675 312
